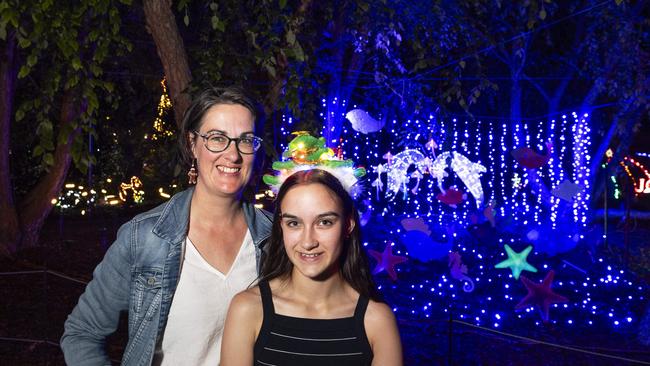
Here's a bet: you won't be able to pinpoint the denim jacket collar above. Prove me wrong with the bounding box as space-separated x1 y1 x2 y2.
151 186 272 248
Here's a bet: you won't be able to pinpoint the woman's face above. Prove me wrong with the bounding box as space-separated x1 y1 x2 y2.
280 183 354 280
191 103 256 198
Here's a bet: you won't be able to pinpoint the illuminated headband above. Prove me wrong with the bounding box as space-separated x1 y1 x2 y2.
262 132 366 197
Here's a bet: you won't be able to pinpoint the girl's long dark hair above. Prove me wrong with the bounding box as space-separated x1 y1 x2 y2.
259 169 383 302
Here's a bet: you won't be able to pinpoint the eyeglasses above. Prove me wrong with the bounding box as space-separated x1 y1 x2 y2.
193 131 263 154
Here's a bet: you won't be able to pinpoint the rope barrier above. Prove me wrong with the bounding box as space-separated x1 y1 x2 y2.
2 270 648 363
0 336 59 347
452 319 650 365
0 337 120 363
0 270 88 285
0 270 46 276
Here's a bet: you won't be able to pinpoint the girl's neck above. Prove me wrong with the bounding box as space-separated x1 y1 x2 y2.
285 271 348 303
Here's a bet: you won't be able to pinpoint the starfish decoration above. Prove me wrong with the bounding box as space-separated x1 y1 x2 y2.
494 244 538 280
368 242 408 281
516 270 568 323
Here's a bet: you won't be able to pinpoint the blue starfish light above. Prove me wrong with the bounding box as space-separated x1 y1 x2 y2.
494 244 538 280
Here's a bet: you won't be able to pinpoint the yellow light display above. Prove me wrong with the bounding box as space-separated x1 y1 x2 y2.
150 78 174 141
158 187 171 199
119 176 144 203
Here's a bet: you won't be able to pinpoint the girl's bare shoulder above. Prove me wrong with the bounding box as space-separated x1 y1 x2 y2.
229 285 263 316
365 299 396 323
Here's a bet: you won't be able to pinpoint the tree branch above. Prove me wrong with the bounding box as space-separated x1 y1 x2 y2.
263 0 314 117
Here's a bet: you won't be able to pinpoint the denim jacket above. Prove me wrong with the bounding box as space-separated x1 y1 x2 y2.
61 187 273 366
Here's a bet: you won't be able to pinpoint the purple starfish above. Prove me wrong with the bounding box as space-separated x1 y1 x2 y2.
516 270 568 323
368 242 408 281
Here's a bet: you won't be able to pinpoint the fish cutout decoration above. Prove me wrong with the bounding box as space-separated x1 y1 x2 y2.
551 180 584 202
511 141 553 169
345 108 385 134
436 187 467 208
451 152 486 208
400 217 431 235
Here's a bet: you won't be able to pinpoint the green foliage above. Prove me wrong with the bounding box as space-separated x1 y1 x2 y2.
3 0 132 177
187 0 313 118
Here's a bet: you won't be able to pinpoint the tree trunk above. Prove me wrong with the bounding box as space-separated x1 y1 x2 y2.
547 74 572 115
17 91 84 248
0 30 19 257
324 9 365 145
588 102 640 209
143 0 193 128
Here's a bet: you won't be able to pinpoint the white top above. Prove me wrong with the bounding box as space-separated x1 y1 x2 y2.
153 230 257 365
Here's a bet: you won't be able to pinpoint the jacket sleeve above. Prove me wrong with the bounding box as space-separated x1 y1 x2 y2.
60 221 134 365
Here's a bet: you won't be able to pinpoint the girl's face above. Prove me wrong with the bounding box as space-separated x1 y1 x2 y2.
190 103 256 198
280 183 354 281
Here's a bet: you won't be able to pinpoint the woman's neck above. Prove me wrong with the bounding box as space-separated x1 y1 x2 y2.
190 184 243 224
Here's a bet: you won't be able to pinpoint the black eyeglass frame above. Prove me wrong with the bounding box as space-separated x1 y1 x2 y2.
193 130 263 154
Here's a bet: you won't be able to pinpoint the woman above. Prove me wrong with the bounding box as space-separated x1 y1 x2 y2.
61 86 273 365
221 169 403 366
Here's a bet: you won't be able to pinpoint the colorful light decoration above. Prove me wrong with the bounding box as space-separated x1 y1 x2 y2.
55 174 157 212
55 184 97 210
570 112 591 225
345 108 385 134
624 156 650 195
515 270 569 323
147 78 174 141
306 102 593 230
511 173 523 190
373 149 428 200
603 149 650 198
448 251 475 292
44 96 644 351
368 242 409 281
119 176 144 203
281 102 593 230
494 244 538 280
449 151 487 209
268 103 648 347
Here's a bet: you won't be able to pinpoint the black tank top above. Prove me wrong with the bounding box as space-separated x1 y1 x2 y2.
253 280 373 366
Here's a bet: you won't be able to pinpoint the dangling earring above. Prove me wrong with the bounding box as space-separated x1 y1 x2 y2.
187 159 198 185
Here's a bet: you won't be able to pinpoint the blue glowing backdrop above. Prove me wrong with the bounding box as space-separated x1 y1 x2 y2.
270 99 648 361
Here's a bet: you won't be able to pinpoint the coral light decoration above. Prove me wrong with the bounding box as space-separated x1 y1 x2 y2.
373 149 428 201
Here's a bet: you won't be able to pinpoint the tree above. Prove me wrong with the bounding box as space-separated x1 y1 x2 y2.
428 0 648 211
143 0 311 130
142 0 192 128
0 0 132 256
